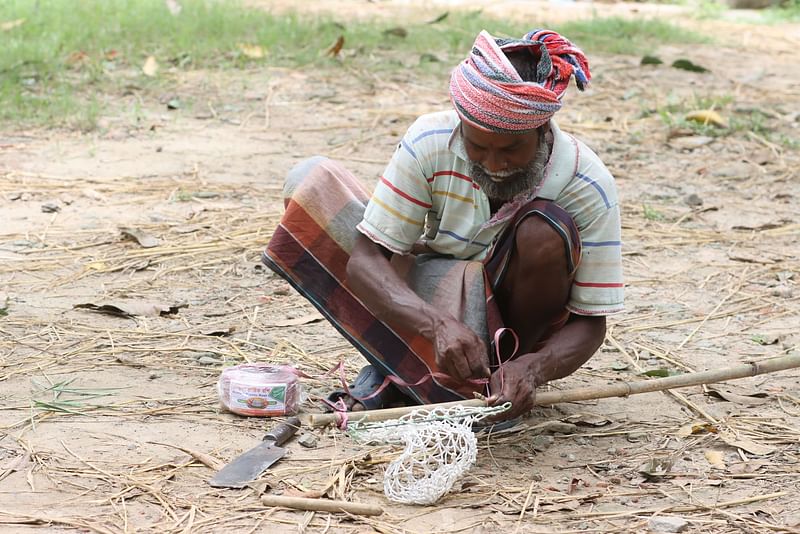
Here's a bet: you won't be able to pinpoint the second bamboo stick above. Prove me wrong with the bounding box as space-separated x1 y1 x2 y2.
303 353 800 428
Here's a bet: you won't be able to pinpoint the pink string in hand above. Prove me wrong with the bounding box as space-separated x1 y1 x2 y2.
489 327 520 400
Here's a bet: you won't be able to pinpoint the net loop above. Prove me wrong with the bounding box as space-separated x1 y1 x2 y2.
348 402 511 504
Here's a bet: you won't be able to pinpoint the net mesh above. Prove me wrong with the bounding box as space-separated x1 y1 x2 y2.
348 402 511 505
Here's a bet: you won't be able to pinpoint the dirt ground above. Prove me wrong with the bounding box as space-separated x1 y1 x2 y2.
1 1 799 532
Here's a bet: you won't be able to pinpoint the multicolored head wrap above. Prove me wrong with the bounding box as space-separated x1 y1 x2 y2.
449 29 591 133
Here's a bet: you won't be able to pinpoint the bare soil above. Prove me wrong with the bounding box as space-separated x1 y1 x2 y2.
1 1 799 532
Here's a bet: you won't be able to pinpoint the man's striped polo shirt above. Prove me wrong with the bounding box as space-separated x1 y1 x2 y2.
357 110 624 316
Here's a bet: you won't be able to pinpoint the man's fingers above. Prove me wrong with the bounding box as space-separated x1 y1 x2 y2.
488 372 503 399
439 353 459 382
439 348 470 382
465 340 489 378
451 350 472 381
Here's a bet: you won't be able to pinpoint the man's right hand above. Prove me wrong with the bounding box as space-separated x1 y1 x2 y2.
347 234 489 382
432 316 490 382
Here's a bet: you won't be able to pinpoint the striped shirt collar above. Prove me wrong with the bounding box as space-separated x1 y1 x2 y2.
447 118 577 201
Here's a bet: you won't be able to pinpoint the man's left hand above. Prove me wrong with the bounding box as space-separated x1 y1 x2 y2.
486 355 541 421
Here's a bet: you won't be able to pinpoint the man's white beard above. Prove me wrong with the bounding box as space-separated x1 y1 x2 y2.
470 136 550 202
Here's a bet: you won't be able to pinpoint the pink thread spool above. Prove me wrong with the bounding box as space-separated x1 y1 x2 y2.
217 364 301 417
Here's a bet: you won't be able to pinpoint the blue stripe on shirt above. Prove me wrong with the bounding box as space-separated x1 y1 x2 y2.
439 229 488 248
583 240 621 247
401 139 418 159
412 128 454 144
576 172 611 209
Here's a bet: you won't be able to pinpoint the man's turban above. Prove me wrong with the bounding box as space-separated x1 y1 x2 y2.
449 29 591 133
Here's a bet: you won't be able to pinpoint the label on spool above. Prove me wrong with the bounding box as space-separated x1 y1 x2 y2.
229 381 288 416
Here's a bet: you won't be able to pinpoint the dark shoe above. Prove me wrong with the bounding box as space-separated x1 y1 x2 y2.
472 417 524 434
327 365 406 411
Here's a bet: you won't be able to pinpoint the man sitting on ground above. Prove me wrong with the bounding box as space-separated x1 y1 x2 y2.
263 29 624 421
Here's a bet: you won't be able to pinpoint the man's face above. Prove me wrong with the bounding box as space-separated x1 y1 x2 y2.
461 122 546 202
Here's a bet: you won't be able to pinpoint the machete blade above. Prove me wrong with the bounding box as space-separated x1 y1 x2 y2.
209 417 300 489
209 442 286 489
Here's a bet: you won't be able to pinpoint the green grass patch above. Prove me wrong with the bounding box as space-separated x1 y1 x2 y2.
687 0 800 24
0 0 708 129
763 0 800 22
654 92 736 136
554 17 709 56
647 91 798 149
642 204 666 222
692 0 730 20
30 377 124 417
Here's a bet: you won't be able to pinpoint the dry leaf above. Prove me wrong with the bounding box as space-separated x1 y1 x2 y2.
115 354 145 367
676 422 718 437
427 12 449 24
283 487 326 499
326 35 345 57
728 460 767 475
728 250 776 264
120 227 161 248
685 109 728 128
85 261 108 271
672 58 709 72
165 0 182 16
1 18 25 31
171 223 208 234
704 450 726 469
270 312 324 327
383 27 408 38
148 441 223 470
201 326 236 337
668 477 696 488
639 457 673 479
529 421 578 435
238 43 265 59
564 413 612 427
706 385 770 406
750 333 780 346
74 301 186 318
718 431 776 456
0 454 31 482
568 477 583 495
245 480 272 495
124 259 151 272
142 56 159 77
542 499 581 512
66 51 90 66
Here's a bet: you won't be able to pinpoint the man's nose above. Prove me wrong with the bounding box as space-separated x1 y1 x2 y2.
481 151 507 174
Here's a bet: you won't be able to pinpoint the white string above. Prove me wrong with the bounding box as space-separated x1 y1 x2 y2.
349 403 511 505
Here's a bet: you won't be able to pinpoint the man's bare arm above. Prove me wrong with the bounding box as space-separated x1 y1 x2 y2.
346 233 489 381
488 314 606 419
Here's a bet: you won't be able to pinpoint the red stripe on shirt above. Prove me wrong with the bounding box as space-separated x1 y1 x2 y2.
431 170 480 190
380 176 432 208
574 281 625 288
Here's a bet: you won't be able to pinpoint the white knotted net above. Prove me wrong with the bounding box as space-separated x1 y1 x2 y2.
348 402 511 505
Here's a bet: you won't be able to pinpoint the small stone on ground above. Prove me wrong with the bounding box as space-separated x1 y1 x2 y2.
648 515 689 533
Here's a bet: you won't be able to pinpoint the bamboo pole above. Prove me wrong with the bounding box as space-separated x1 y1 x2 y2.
260 495 383 516
303 353 800 428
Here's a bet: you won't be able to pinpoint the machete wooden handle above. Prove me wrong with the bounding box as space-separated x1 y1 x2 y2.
264 416 301 446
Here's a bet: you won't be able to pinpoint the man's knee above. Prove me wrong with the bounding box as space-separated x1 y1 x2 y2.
284 155 330 199
513 215 570 278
